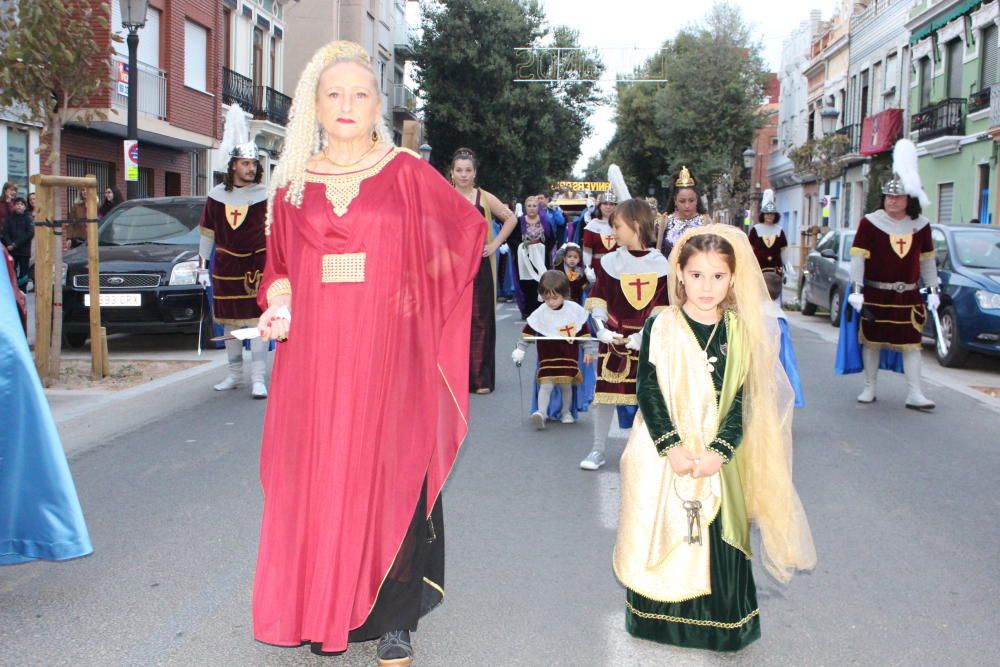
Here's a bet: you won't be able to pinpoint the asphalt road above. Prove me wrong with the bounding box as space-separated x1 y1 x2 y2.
2 303 998 666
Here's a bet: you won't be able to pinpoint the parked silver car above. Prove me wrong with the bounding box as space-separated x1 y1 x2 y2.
801 228 854 327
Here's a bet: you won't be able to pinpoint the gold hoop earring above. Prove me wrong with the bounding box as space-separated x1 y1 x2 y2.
371 128 378 142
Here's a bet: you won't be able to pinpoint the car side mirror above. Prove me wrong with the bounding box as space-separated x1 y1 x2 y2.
820 248 837 259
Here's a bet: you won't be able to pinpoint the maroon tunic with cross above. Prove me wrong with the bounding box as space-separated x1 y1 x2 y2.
850 215 934 349
199 194 267 326
585 250 669 405
521 320 591 384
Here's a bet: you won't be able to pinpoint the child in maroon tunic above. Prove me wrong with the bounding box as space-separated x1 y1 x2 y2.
581 200 669 470
512 271 596 429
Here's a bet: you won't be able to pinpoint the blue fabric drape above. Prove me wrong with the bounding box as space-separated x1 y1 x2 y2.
0 257 92 565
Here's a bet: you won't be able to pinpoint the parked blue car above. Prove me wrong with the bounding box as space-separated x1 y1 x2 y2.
926 223 1000 367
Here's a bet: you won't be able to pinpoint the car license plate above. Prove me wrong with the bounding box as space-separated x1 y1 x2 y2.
83 293 141 307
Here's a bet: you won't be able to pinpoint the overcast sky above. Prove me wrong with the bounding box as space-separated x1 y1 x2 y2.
538 0 842 174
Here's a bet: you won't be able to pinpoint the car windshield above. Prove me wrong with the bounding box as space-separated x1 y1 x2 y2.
952 229 1000 269
98 201 202 246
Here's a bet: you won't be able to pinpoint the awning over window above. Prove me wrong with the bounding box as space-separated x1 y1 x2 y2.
909 0 984 45
860 109 904 156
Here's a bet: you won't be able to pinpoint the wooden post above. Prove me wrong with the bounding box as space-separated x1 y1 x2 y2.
100 326 110 377
28 174 102 385
84 177 104 378
30 178 53 382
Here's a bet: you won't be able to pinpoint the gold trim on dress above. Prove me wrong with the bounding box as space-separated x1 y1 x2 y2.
849 247 871 259
593 391 637 405
422 577 445 599
305 148 401 216
321 252 366 283
215 246 266 257
266 278 292 304
198 226 215 238
625 601 759 629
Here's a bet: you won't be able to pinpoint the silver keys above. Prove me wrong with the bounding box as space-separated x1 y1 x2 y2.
683 499 703 545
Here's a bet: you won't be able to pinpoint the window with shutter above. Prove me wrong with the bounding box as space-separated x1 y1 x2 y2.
938 183 954 224
981 25 997 87
920 57 932 108
947 39 963 99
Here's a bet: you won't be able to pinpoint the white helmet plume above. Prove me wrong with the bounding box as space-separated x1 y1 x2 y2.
216 105 256 172
607 164 631 202
891 139 929 207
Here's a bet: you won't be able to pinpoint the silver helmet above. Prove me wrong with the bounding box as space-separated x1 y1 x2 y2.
229 140 259 162
881 173 906 197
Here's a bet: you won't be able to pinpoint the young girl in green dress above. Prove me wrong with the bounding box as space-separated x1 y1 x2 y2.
613 224 816 651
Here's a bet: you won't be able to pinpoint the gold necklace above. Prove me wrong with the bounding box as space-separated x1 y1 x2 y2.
323 140 379 168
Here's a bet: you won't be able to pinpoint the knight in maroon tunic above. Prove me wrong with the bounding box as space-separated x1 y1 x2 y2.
198 105 269 399
848 139 940 411
582 199 669 471
748 189 789 277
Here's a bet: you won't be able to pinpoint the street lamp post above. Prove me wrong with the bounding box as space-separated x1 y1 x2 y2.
119 0 149 201
819 103 840 226
741 147 756 227
419 143 432 162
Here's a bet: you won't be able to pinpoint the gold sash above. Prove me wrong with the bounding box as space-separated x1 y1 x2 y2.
613 307 751 602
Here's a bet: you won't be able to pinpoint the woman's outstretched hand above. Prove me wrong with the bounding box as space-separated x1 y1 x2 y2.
258 295 292 342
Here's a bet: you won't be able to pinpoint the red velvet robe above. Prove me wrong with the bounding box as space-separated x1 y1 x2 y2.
252 148 485 651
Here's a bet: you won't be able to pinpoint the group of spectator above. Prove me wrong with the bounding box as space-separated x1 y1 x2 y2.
0 180 123 293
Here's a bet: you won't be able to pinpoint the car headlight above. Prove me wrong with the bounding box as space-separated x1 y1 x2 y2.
169 259 200 286
975 289 1000 310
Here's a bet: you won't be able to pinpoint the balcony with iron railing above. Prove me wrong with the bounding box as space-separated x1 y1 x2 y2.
392 83 418 118
910 98 966 142
990 83 1000 130
835 123 861 153
111 54 167 120
969 86 992 114
222 67 254 113
254 86 292 126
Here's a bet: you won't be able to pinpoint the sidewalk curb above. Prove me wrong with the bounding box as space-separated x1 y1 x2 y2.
53 356 230 458
785 310 1000 415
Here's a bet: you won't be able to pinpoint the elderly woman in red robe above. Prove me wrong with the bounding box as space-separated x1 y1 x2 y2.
253 41 484 665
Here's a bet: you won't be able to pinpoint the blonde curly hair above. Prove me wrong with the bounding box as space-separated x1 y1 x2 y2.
269 41 393 211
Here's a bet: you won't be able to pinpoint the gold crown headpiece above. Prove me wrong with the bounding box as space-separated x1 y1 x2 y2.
674 166 696 188
321 40 372 65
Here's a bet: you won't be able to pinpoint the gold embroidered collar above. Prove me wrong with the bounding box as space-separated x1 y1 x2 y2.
305 147 402 216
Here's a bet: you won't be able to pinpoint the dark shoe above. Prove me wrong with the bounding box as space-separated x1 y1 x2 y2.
377 630 413 666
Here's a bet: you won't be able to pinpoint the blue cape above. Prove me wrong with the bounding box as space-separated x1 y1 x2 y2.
778 318 805 408
834 295 903 374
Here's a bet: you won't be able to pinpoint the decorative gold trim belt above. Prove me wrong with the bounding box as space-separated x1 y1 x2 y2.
322 252 366 283
865 279 916 293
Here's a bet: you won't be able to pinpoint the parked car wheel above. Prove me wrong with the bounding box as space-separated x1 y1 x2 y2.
829 288 843 327
65 331 88 349
935 305 969 368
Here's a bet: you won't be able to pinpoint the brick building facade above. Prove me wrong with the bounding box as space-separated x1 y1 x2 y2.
40 0 225 203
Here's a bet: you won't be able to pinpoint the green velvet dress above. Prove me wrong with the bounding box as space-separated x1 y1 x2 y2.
626 311 760 651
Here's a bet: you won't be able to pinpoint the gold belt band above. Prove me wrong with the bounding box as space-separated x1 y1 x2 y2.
322 252 366 283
